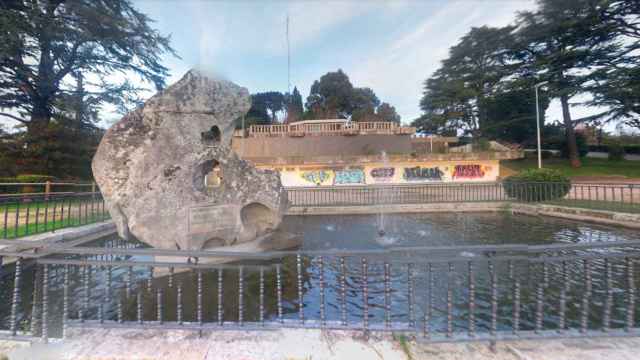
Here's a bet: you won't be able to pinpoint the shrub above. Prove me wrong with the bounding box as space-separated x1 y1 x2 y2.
503 168 571 202
541 150 554 159
608 143 626 161
0 174 56 194
560 133 589 158
473 138 491 152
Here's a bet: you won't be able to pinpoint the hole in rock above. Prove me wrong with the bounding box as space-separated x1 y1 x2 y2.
202 125 221 144
203 160 222 188
240 202 277 236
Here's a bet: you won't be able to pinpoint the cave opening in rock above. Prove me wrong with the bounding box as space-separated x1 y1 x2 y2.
241 202 277 236
204 160 222 188
202 125 221 144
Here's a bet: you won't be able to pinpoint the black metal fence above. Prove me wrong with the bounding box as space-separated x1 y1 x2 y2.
0 192 110 239
2 240 640 343
286 182 640 213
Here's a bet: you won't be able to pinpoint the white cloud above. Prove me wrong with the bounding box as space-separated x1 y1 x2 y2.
349 0 536 123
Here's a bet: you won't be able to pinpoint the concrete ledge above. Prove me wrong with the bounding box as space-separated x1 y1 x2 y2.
511 203 640 230
9 220 115 245
286 202 508 216
0 221 116 263
287 202 640 230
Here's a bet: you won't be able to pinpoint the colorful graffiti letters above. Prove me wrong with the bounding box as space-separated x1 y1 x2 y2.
452 165 485 179
301 170 331 185
334 169 365 185
370 167 395 182
403 166 443 181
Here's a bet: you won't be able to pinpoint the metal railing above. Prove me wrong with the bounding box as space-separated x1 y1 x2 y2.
1 240 640 343
286 182 640 213
0 181 95 196
247 122 416 137
0 192 110 239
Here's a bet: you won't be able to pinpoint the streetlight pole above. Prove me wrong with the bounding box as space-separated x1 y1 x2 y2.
534 81 548 169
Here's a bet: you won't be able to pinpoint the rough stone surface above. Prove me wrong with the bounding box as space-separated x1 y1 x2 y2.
8 328 640 360
92 70 286 250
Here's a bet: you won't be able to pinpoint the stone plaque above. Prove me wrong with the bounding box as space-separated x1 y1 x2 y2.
188 205 237 235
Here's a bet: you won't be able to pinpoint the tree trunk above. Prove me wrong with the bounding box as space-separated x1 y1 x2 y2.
560 94 581 168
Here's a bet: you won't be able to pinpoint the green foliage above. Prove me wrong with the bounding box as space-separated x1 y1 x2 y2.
376 102 401 124
0 0 176 175
541 150 554 159
414 26 517 136
503 168 572 202
473 138 491 152
305 69 400 122
560 132 589 158
0 174 55 194
285 87 304 123
483 88 549 144
608 143 626 161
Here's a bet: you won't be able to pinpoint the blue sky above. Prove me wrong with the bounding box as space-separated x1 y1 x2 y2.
0 0 611 130
131 0 548 125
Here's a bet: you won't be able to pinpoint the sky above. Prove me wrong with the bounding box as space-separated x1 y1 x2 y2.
130 0 548 125
0 0 618 131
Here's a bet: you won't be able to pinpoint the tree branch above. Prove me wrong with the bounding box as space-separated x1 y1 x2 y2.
0 112 28 124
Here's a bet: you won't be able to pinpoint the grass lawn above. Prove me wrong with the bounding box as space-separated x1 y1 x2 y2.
2 214 108 239
501 158 640 179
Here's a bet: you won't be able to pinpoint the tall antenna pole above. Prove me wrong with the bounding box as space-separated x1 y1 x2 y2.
286 14 291 94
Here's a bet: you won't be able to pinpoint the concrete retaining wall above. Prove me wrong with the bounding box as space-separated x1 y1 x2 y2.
287 202 640 230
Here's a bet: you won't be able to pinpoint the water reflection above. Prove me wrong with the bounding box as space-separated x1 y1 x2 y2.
0 212 639 338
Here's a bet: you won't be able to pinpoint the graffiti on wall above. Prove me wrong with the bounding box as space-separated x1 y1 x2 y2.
301 170 332 185
370 167 395 182
452 165 485 179
403 166 444 181
334 169 365 185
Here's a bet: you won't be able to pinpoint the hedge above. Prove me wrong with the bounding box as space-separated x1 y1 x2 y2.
588 144 640 155
503 169 572 202
0 175 56 194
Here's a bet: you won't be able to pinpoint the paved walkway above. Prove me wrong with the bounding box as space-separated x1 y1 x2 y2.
3 328 640 360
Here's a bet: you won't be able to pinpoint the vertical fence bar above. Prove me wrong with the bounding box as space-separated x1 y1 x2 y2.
177 282 183 325
218 268 224 326
238 266 244 326
408 263 415 330
626 257 635 332
30 265 41 336
384 262 391 330
157 288 163 324
137 289 143 325
603 258 612 332
41 264 49 343
318 257 325 328
447 262 453 338
535 263 545 333
425 263 433 338
361 257 368 333
297 254 304 324
13 201 20 237
340 256 347 326
63 265 69 338
580 259 592 333
2 202 8 238
558 261 567 333
197 270 203 326
259 266 265 327
468 261 475 338
10 258 21 336
24 202 30 236
489 261 498 338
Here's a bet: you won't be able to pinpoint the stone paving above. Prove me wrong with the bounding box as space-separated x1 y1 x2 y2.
3 328 640 360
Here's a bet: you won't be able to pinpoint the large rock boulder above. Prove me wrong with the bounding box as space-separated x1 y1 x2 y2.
92 70 287 251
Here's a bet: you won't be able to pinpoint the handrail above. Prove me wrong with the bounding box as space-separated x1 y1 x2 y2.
246 122 416 137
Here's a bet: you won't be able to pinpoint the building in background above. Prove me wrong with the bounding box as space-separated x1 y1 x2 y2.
231 120 523 187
